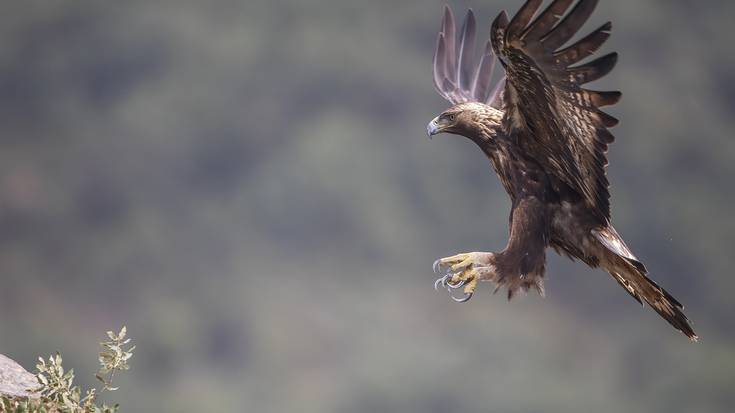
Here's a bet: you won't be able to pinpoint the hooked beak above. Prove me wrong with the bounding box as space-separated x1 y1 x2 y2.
426 116 442 138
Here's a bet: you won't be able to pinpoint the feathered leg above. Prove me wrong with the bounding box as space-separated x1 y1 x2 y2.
434 195 549 301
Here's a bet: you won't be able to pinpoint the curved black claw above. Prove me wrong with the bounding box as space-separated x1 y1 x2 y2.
451 291 473 303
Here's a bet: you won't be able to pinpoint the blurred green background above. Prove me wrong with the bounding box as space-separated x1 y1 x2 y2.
1 0 734 412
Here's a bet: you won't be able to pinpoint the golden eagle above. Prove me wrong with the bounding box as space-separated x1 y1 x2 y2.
428 0 697 340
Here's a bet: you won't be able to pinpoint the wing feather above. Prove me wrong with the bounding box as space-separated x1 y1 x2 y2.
471 41 497 102
506 0 543 39
567 52 618 84
595 110 619 128
492 0 620 222
542 0 599 50
588 90 621 107
432 33 448 94
442 6 457 83
457 10 477 91
486 76 507 108
522 0 575 40
554 22 612 65
433 7 505 107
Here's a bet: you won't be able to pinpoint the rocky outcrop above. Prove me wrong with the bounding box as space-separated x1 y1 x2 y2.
0 354 38 398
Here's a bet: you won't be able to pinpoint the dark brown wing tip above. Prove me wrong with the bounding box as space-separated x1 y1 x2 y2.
492 10 510 32
542 0 600 50
554 21 613 65
591 90 622 107
522 0 576 41
491 10 510 54
568 52 618 85
506 0 544 38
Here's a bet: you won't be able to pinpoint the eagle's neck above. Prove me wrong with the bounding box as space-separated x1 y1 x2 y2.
471 107 505 148
470 108 520 198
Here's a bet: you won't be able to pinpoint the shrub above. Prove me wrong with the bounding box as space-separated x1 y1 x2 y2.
1 326 135 413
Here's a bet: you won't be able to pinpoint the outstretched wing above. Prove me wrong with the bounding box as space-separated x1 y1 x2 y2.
491 0 620 222
433 6 505 108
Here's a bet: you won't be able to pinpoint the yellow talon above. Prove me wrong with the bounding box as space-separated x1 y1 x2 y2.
464 277 478 294
433 252 496 303
451 258 473 271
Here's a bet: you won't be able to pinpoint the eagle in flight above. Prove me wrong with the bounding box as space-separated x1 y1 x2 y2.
427 0 697 340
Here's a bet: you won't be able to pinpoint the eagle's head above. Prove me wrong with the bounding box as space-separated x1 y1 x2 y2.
427 102 502 142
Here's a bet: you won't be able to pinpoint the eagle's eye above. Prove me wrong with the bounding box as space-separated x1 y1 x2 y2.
446 113 456 122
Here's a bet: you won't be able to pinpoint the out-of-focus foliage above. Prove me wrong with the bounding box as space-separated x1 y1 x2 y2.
1 327 134 413
0 1 733 412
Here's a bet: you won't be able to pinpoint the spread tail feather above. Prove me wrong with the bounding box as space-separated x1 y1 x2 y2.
593 227 698 341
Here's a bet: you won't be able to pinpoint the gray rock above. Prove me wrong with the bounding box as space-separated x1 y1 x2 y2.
0 354 38 398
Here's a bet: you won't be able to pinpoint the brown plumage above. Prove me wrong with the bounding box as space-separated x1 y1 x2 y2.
428 0 697 341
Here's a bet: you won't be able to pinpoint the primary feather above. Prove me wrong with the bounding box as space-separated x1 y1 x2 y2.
433 7 505 106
